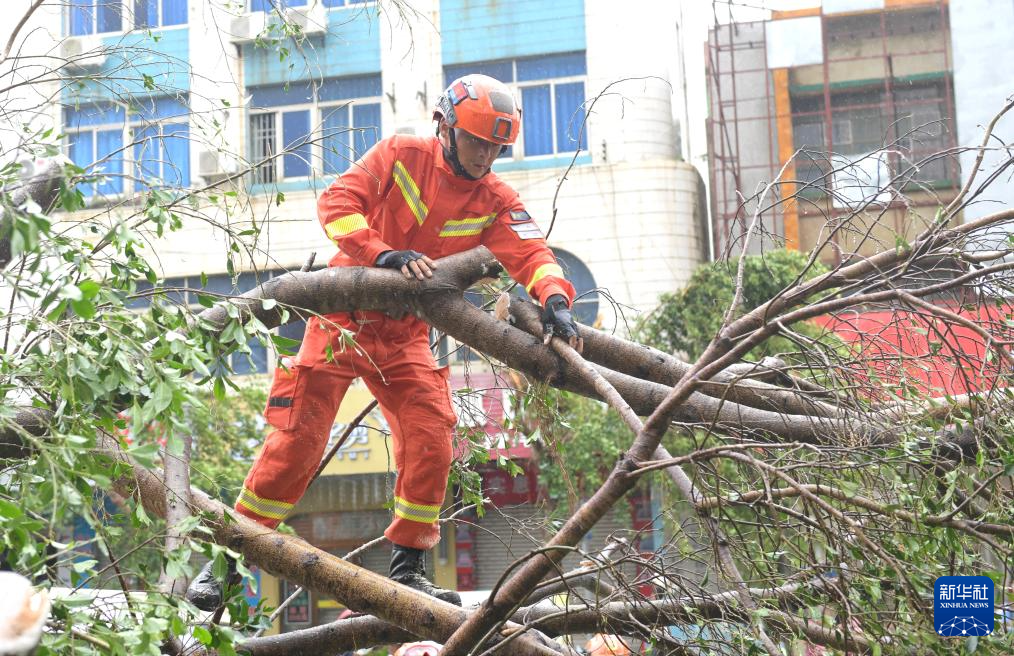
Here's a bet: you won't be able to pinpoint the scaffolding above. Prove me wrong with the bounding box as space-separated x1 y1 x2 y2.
706 1 957 262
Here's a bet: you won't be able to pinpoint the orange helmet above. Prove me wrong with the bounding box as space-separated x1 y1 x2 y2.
434 74 521 146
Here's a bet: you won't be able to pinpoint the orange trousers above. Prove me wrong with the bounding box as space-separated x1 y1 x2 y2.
235 311 457 550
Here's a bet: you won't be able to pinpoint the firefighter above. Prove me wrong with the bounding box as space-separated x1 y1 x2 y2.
187 74 580 610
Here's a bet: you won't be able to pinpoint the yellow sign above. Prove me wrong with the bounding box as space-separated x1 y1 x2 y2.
319 384 395 476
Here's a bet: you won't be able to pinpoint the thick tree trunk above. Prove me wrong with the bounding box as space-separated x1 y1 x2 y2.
98 432 563 656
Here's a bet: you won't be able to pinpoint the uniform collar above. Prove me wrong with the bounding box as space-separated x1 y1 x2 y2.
430 137 487 191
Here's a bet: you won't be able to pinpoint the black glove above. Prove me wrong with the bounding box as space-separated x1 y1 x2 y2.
541 294 581 349
375 250 426 270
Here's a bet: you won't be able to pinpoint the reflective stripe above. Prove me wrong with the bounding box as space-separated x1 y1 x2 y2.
393 496 441 524
392 161 428 226
438 214 496 237
236 488 293 521
324 213 368 239
525 263 565 293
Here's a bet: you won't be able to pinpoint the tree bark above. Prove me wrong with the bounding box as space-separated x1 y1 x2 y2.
98 432 563 656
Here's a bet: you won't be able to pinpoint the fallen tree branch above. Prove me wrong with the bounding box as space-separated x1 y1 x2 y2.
236 578 869 656
97 431 563 656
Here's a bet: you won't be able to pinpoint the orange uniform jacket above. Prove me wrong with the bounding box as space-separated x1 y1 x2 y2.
317 134 575 306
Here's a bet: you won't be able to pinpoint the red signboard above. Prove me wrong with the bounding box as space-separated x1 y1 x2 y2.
449 371 531 459
815 301 1012 397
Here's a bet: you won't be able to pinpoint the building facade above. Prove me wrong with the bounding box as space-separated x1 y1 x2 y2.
706 0 1012 261
13 0 706 633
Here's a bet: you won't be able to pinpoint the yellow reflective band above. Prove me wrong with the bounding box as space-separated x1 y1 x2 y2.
392 161 428 226
438 214 496 237
237 497 288 521
525 263 565 293
395 497 442 513
395 507 438 523
236 488 293 521
324 213 368 239
393 497 440 524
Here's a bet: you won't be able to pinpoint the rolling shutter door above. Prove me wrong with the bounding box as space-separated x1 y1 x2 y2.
474 504 545 590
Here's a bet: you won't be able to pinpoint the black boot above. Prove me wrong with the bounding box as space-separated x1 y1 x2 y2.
185 555 241 611
389 545 461 606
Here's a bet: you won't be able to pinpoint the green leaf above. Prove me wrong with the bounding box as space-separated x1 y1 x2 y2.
134 502 152 527
0 498 24 519
212 551 229 580
77 280 101 299
193 626 213 646
70 298 96 319
72 558 98 573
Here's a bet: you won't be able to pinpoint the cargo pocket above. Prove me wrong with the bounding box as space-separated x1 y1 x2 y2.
434 365 459 426
263 362 309 430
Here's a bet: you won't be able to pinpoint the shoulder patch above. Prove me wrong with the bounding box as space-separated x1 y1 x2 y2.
509 222 544 240
508 210 532 224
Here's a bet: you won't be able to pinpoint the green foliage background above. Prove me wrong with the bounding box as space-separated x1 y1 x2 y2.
633 249 828 361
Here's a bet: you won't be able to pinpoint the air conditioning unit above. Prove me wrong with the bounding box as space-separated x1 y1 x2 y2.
285 3 327 38
228 11 268 45
60 35 107 73
197 149 236 182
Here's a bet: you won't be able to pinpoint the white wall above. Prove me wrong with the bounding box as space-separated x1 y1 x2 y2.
499 160 702 330
0 1 64 159
584 0 681 165
187 1 246 184
380 0 442 138
949 0 1014 223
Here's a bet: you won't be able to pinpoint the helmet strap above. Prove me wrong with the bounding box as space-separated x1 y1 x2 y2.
440 124 483 180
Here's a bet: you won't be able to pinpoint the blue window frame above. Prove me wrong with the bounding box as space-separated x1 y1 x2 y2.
65 97 190 197
133 123 190 189
322 102 380 175
69 0 122 36
131 96 190 189
133 0 188 29
511 248 599 326
250 0 306 11
444 52 588 159
67 129 124 196
282 110 311 178
65 102 126 196
128 269 319 375
248 74 382 183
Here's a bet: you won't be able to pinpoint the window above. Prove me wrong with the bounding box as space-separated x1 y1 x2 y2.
129 269 313 375
444 52 588 159
69 0 187 35
133 0 187 29
248 75 382 184
64 97 190 197
132 97 190 190
251 0 305 10
552 248 599 326
893 82 953 183
66 103 126 197
510 248 600 326
69 0 122 36
251 0 368 10
790 80 955 191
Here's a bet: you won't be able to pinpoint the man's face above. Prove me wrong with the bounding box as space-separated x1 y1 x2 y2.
440 122 502 178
